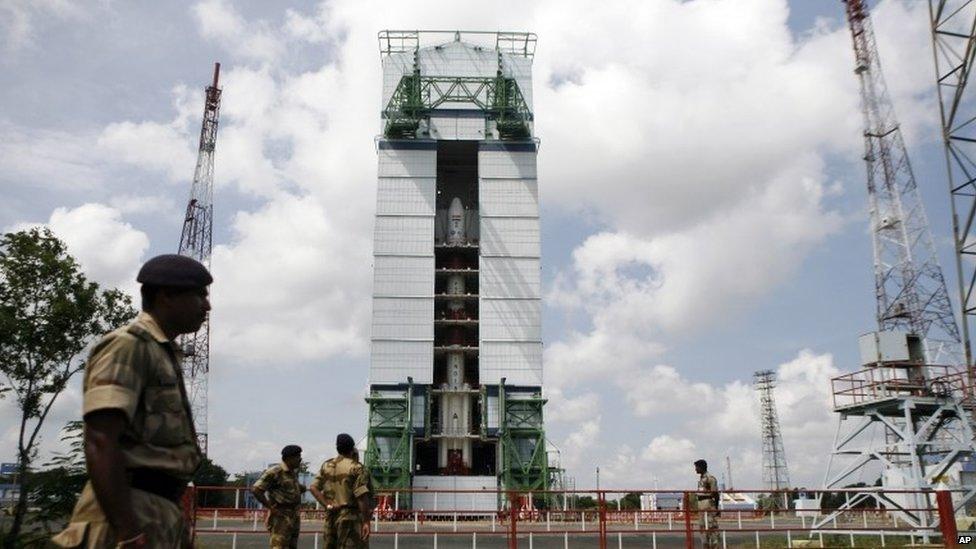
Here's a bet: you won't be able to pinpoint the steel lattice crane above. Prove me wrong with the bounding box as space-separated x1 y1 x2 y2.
178 63 221 455
930 0 976 389
844 0 962 366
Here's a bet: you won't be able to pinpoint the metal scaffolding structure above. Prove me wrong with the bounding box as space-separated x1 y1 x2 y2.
754 370 790 501
844 0 962 367
813 2 976 534
177 63 221 454
498 383 548 492
930 0 976 384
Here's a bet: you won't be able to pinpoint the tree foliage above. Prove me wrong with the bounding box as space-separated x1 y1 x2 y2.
0 228 136 547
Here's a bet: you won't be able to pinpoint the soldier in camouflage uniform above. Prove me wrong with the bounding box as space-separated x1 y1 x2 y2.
310 434 373 548
251 445 306 548
51 255 211 548
694 459 720 549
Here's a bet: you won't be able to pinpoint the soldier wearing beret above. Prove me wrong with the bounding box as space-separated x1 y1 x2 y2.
52 254 212 548
251 445 307 549
310 434 372 549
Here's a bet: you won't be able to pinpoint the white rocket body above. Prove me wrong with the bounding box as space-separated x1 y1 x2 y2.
440 196 472 469
447 197 466 246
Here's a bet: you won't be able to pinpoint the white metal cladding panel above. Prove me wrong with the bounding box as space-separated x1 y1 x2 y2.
486 396 499 429
371 297 433 340
373 216 433 256
479 217 540 258
456 116 486 140
479 179 538 217
369 340 432 384
480 257 540 298
412 394 426 429
373 256 433 297
479 150 537 179
479 342 543 386
418 42 498 78
412 476 498 512
480 299 541 341
428 117 455 140
376 178 436 216
381 53 413 107
503 53 534 111
377 148 437 178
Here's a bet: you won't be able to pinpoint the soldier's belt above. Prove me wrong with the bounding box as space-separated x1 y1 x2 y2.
128 468 187 503
696 495 715 500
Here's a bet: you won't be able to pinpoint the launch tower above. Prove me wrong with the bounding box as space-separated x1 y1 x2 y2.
365 31 546 511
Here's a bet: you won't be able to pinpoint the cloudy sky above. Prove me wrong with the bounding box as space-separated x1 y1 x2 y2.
0 0 961 491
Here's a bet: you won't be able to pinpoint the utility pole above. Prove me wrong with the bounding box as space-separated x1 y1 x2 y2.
725 455 733 491
177 62 222 454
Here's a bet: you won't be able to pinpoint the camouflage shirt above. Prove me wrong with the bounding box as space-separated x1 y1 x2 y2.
698 473 719 497
312 455 370 508
254 462 305 507
81 312 202 479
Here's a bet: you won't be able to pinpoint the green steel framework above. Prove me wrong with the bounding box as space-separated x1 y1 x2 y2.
363 382 414 499
381 34 534 139
499 384 549 492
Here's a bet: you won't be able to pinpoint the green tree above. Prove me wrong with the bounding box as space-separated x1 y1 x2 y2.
22 421 86 541
0 228 136 547
194 457 230 507
619 492 642 510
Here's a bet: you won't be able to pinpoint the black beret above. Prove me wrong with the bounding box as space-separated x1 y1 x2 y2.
137 254 213 288
694 459 707 468
281 444 302 458
336 433 355 453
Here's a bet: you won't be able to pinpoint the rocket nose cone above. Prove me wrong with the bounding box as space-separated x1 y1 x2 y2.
449 197 463 213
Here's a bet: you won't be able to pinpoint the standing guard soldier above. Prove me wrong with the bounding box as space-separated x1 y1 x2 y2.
251 445 306 548
694 459 720 549
310 434 372 548
52 254 211 548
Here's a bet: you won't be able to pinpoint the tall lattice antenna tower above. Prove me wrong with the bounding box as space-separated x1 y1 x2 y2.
178 63 221 454
846 0 962 366
930 0 976 385
754 370 790 497
813 4 976 535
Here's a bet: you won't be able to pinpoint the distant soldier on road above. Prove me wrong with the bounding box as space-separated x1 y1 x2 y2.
310 434 373 548
251 445 307 548
52 254 212 548
694 459 720 549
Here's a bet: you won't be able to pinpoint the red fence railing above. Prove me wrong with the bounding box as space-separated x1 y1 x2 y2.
185 486 970 548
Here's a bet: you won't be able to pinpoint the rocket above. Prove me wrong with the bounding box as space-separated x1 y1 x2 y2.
447 197 466 246
440 196 472 472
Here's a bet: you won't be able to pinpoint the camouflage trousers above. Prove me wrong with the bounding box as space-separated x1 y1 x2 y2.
697 499 719 549
267 508 301 548
51 481 188 548
323 508 367 549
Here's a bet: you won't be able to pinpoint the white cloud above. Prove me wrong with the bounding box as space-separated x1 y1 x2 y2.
96 85 198 185
641 435 697 464
561 418 601 470
591 350 841 488
0 122 106 189
0 0 86 59
545 388 600 425
210 193 372 364
191 0 284 63
7 203 150 294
